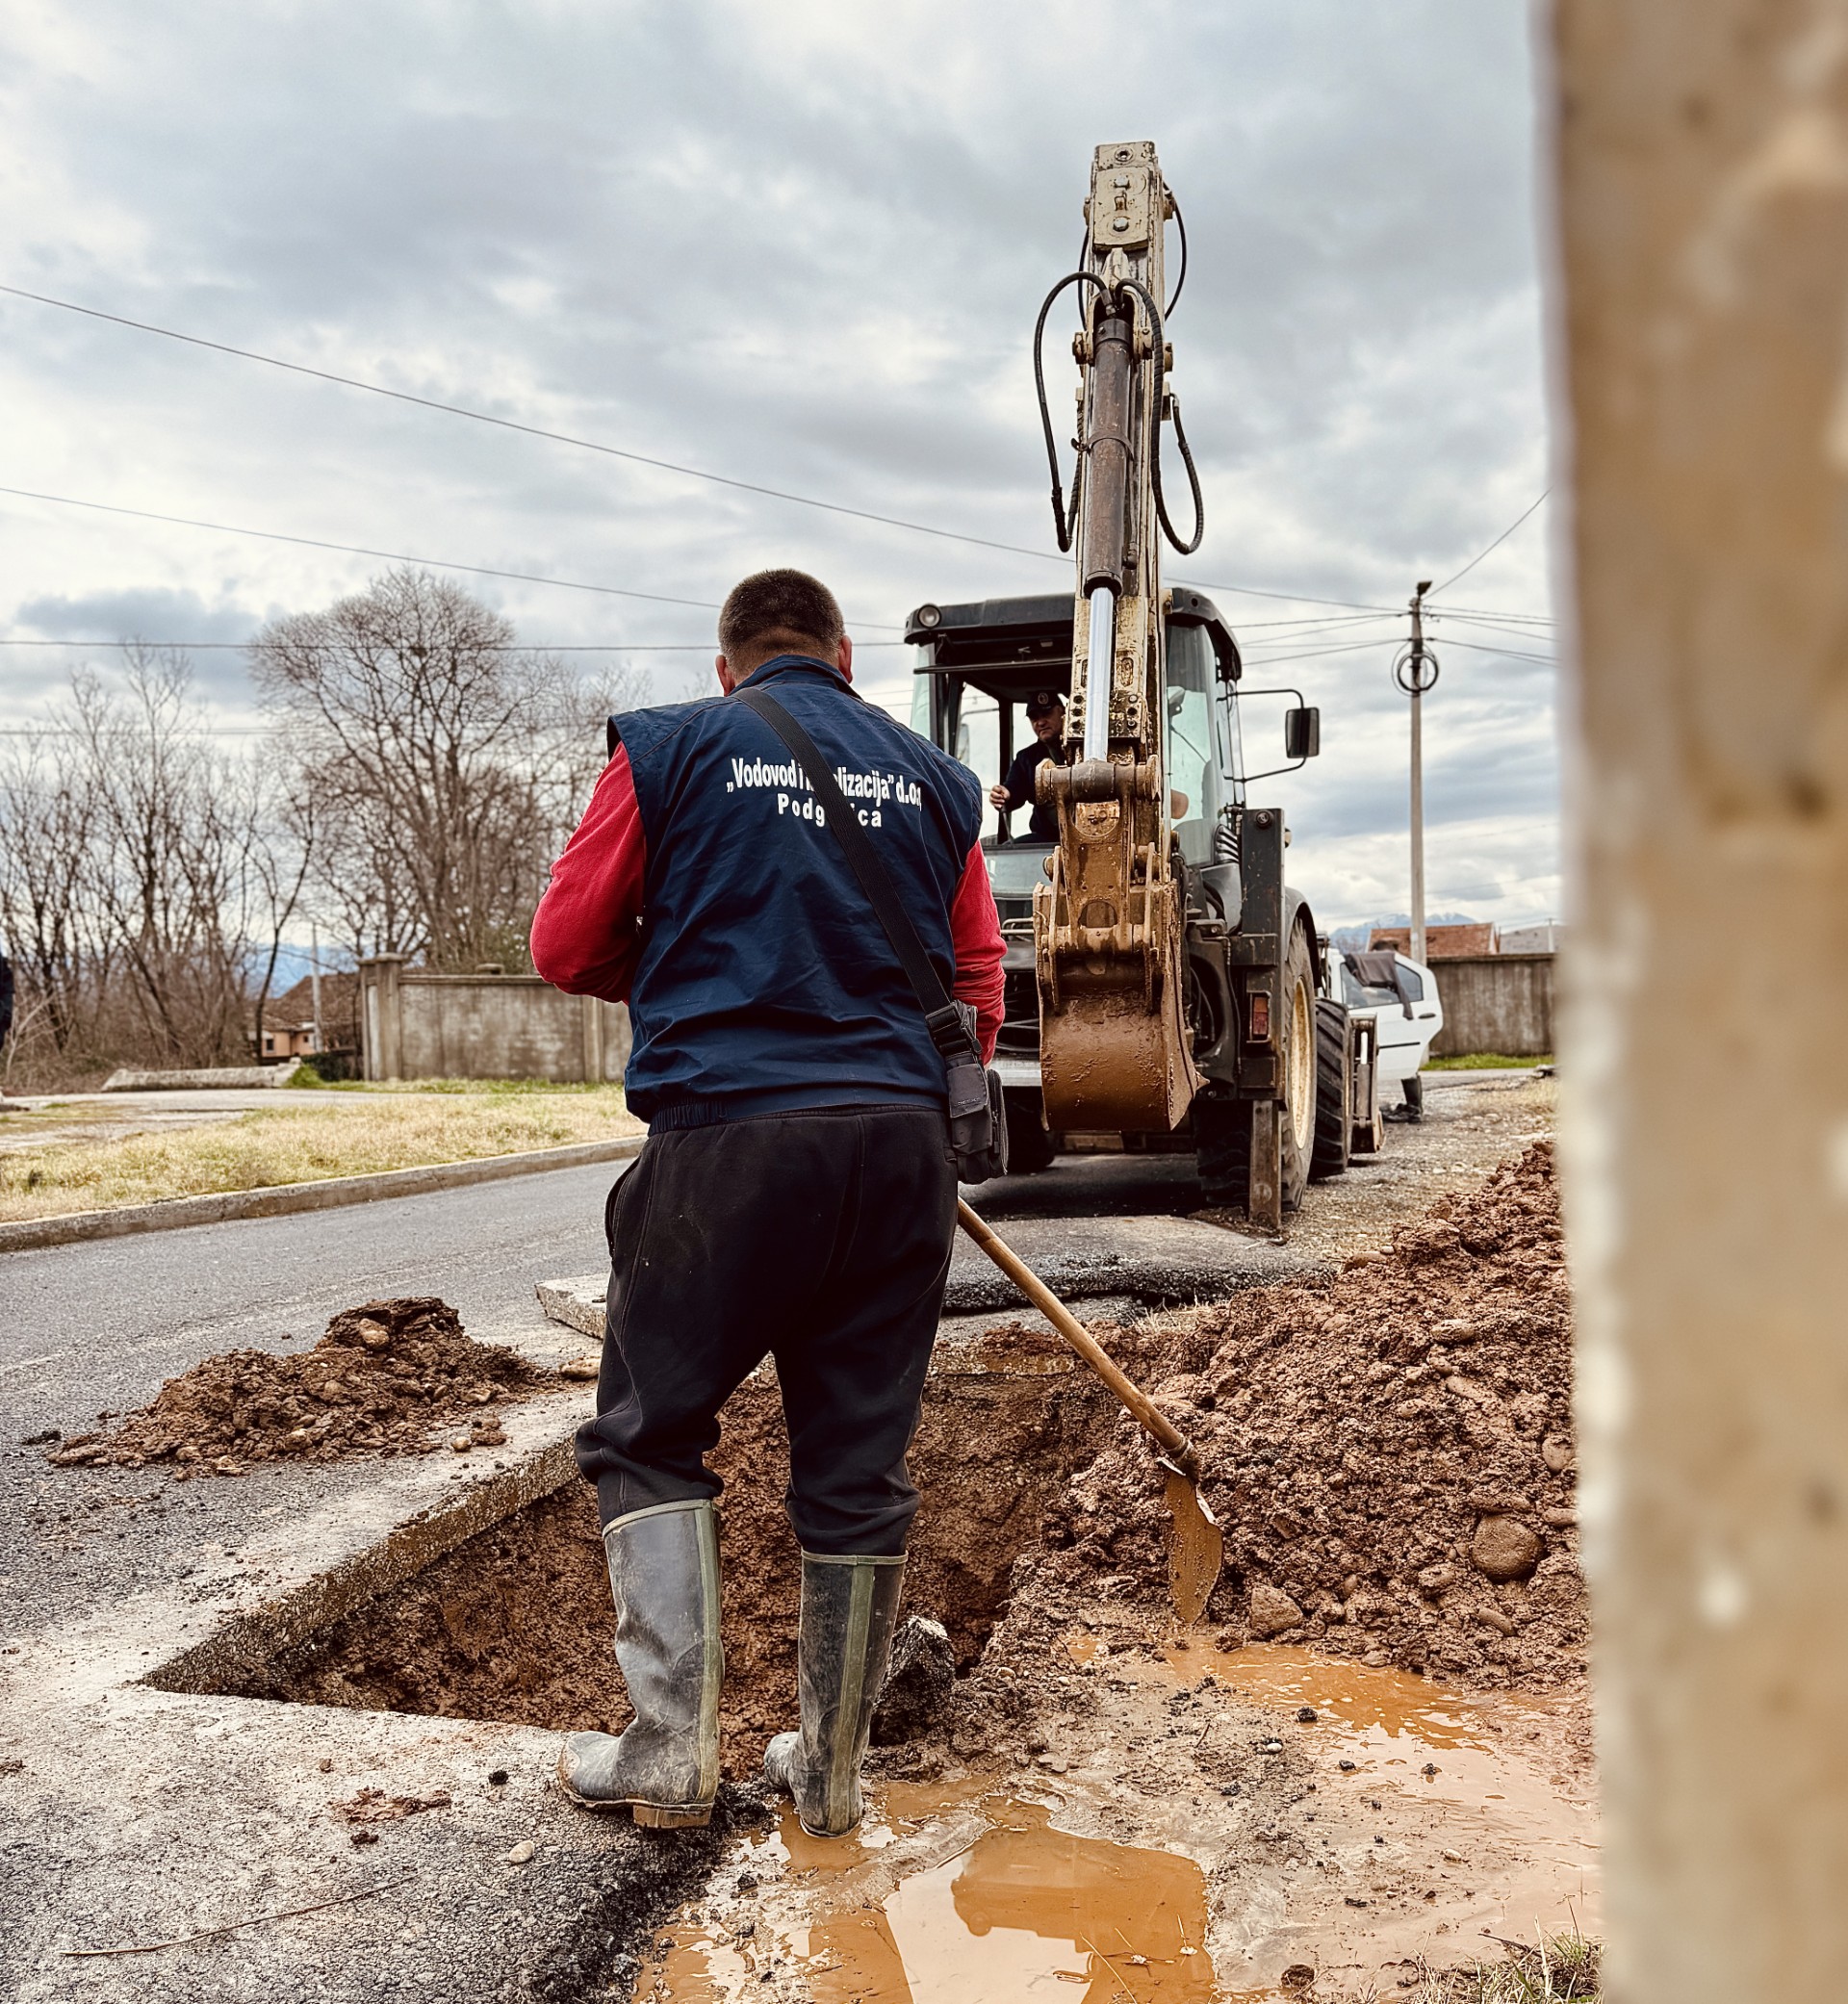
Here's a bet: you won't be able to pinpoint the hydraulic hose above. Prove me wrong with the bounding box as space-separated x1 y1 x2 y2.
1112 276 1204 558
1032 267 1205 561
1033 270 1111 552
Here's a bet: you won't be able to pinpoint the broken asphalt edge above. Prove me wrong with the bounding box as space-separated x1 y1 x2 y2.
0 1135 647 1256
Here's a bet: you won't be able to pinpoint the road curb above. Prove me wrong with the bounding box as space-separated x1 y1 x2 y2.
0 1134 646 1255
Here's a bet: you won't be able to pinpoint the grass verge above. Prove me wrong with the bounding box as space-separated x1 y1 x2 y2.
1424 1052 1553 1071
1338 1934 1599 2002
0 1087 641 1221
284 1070 623 1094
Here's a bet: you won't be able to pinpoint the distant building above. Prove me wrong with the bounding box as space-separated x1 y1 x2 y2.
1368 921 1498 960
251 969 360 1065
1497 920 1565 955
1365 920 1562 960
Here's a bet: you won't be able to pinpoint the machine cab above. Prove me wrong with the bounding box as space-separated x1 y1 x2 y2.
905 589 1243 927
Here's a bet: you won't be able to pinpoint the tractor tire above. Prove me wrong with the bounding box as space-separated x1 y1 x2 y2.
1276 924 1317 1215
1003 1090 1057 1174
1310 997 1352 1181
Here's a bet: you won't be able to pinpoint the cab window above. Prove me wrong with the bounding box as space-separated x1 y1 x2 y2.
1163 625 1221 864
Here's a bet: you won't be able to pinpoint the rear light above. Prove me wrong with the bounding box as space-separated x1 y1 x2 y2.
1247 992 1270 1041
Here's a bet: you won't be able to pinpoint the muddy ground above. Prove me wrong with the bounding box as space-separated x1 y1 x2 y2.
188 1073 1586 2000
4 1068 1580 2002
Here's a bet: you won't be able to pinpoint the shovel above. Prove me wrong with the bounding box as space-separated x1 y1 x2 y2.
955 1199 1223 1625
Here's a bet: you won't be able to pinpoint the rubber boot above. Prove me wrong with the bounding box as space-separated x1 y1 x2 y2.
762 1551 906 1837
556 1499 722 1828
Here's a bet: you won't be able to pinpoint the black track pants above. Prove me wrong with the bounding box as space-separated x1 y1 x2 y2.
574 1104 959 1555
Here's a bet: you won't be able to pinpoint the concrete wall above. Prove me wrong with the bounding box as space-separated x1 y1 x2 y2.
358 959 630 1083
1427 954 1555 1058
1552 5 1848 1996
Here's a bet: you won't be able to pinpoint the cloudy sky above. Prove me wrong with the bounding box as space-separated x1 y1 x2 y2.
0 0 1558 931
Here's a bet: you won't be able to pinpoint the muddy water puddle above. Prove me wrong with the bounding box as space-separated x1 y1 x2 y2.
1158 1638 1598 1877
641 1645 1599 2002
639 1786 1219 2002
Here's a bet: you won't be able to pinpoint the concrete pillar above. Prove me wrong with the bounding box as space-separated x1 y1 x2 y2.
358 956 405 1083
1551 6 1848 1996
579 991 603 1085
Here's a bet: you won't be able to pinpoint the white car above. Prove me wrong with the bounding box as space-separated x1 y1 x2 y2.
1331 949 1444 1115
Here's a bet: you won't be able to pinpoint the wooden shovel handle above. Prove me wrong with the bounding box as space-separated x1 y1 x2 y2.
956 1199 1194 1469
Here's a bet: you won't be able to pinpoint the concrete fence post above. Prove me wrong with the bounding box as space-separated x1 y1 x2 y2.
358 956 406 1083
1552 4 1848 1995
579 991 603 1085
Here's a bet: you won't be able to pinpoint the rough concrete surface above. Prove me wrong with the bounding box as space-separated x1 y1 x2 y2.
1 1081 1557 1999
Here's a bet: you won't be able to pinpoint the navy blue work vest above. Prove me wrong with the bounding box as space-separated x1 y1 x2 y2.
610 655 985 1127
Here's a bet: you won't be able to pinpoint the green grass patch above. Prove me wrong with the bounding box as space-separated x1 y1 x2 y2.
1423 1052 1553 1071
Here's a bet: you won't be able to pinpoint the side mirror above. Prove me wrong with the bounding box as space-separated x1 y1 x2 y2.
1285 706 1321 759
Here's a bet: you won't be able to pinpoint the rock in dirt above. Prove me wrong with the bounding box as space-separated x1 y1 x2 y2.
1471 1514 1543 1582
1247 1584 1305 1638
873 1616 957 1745
46 1297 558 1478
979 1143 1586 1692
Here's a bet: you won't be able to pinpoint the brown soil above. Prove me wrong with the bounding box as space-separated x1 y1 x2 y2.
47 1297 556 1478
200 1145 1579 1795
985 1141 1581 1701
221 1323 1113 1764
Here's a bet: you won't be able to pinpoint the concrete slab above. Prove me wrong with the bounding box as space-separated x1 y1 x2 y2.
0 1284 1109 2000
0 1391 748 2003
536 1210 1321 1349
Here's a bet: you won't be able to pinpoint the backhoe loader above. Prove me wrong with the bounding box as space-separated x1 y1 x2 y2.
906 141 1379 1223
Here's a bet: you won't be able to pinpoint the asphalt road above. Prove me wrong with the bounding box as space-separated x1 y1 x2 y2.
0 1159 619 1640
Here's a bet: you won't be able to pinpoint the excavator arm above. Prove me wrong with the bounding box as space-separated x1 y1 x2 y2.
1035 141 1201 1132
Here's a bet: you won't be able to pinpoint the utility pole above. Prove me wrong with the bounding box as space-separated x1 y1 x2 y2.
309 923 325 1056
1394 581 1440 965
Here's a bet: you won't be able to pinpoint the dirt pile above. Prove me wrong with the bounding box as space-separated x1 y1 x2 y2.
48 1297 556 1478
998 1142 1581 1691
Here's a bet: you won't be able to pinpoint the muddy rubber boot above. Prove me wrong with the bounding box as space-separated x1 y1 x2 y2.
762 1551 906 1837
556 1499 722 1828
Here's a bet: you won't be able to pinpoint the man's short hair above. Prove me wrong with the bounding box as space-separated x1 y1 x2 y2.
718 569 845 671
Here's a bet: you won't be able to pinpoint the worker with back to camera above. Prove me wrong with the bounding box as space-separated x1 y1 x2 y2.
988 688 1066 839
529 568 1004 1838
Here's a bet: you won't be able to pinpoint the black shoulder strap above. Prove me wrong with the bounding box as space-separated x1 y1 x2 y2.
733 687 973 1060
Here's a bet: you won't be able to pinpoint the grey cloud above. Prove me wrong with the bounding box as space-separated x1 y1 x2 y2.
14 586 260 642
0 0 1558 898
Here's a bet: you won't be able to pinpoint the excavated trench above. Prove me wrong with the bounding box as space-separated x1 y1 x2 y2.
191 1324 1112 1762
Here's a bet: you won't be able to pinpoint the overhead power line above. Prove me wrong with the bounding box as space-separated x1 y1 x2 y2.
0 482 722 610
1429 490 1551 597
1430 635 1555 665
0 481 884 630
1 279 1433 618
0 282 1070 568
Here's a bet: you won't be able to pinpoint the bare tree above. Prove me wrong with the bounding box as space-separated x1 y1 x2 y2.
251 568 645 970
0 649 315 1083
0 728 108 1064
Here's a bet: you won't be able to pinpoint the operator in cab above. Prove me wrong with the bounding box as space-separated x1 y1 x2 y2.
530 569 1003 1842
988 688 1066 839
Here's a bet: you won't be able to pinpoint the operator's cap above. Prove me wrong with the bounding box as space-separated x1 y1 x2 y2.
1025 688 1065 719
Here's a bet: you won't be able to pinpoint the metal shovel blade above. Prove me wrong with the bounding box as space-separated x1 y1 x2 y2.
1161 1458 1224 1628
955 1200 1225 1624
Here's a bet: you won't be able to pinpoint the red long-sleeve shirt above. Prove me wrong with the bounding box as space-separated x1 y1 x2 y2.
532 746 1006 1063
